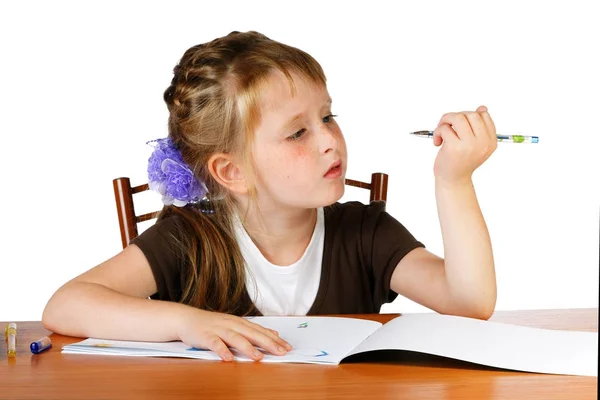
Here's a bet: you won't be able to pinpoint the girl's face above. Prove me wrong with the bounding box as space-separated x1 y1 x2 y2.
250 70 347 210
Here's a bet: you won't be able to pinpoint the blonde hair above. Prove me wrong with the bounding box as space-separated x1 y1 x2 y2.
158 31 327 315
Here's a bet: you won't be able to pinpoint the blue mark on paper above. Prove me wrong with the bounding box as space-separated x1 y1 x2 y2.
186 347 210 351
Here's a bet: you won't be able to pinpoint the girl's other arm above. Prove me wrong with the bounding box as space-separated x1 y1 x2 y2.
42 244 291 361
42 244 184 341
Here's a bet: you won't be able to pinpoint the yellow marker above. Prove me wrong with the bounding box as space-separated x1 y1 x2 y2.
7 323 17 357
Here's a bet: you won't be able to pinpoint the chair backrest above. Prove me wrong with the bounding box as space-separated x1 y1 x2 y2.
113 173 388 249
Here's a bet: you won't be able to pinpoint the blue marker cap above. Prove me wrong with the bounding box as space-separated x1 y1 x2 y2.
30 336 52 354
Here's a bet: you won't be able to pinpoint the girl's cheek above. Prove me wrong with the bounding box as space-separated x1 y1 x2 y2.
292 144 308 158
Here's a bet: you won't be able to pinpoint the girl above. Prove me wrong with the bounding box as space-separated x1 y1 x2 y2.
43 30 497 362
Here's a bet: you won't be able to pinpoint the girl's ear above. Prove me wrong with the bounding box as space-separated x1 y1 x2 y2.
207 153 249 195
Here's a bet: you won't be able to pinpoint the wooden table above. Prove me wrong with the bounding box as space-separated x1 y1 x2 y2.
1 309 597 399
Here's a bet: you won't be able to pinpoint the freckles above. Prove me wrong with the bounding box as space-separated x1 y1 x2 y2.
292 144 316 160
293 145 306 158
274 145 309 182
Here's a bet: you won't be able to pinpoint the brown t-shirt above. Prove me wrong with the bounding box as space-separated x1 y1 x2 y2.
130 200 425 315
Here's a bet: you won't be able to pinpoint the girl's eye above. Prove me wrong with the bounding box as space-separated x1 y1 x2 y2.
287 129 305 141
323 114 338 123
286 114 338 141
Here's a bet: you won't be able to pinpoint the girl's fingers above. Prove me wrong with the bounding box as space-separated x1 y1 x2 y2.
433 130 443 146
433 123 460 146
475 105 496 141
266 329 292 350
480 110 497 141
221 331 265 361
202 335 234 362
239 325 291 355
437 112 475 140
243 320 292 350
464 111 487 138
244 320 279 337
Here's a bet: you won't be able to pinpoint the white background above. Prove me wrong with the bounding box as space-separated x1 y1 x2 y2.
1 0 598 321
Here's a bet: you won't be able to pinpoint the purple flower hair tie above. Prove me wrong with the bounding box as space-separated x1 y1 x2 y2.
146 138 210 209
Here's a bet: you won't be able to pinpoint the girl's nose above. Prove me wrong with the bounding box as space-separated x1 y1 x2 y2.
318 126 339 155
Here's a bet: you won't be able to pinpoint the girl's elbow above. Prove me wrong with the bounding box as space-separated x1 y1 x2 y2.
469 282 497 320
449 292 496 320
41 302 58 332
41 284 72 334
453 305 494 321
474 306 495 320
473 295 497 320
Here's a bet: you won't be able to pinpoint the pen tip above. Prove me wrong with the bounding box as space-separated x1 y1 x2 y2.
410 130 431 135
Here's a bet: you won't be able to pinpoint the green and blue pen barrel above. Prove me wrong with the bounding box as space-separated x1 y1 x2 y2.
497 135 539 143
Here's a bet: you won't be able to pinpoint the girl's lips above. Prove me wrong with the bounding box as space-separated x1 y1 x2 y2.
324 161 342 178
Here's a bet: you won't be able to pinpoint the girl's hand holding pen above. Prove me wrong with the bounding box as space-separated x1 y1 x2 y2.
432 105 497 185
176 308 292 362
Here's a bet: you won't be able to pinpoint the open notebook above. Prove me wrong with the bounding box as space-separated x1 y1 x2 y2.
62 313 597 377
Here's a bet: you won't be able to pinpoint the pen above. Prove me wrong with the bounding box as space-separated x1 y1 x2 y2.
410 130 539 143
7 323 16 357
30 336 52 354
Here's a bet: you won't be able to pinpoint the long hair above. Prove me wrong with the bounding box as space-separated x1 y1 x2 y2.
158 31 327 315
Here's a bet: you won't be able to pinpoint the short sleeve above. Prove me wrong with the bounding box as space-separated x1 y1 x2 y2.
129 216 186 302
362 201 425 305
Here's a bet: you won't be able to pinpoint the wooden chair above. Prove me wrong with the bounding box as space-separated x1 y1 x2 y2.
113 173 388 249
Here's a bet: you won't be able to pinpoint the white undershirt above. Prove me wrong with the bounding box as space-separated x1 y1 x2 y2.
233 208 324 316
